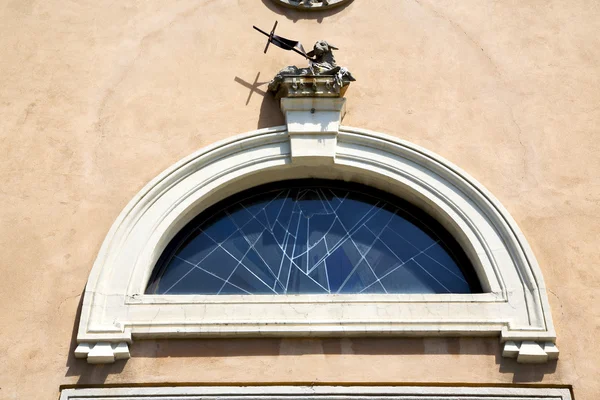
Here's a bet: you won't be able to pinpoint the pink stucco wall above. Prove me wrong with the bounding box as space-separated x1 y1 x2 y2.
0 0 598 398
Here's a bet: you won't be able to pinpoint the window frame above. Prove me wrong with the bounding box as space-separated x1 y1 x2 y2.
75 124 558 364
59 385 572 400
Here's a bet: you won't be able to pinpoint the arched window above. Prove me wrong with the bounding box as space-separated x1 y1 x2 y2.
146 180 481 295
74 122 558 364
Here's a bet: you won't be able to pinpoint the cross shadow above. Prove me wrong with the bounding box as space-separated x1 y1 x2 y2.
233 72 285 128
234 72 270 105
260 0 354 23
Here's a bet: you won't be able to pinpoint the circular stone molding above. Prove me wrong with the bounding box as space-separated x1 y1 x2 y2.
273 0 351 11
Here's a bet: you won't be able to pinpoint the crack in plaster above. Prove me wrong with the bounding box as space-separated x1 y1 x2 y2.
58 292 81 312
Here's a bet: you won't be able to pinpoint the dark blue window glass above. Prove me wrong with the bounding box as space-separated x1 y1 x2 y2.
146 180 482 295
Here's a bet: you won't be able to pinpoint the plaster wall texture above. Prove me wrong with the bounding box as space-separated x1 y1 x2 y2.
0 0 598 399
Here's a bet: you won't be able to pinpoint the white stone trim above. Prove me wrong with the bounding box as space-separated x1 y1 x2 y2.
502 340 560 363
76 113 558 363
74 342 130 364
282 97 346 163
59 385 572 400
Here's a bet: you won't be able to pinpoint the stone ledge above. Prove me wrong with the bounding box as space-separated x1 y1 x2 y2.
60 385 572 400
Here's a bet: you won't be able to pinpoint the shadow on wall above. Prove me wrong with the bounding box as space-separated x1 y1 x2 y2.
127 338 557 383
260 0 354 24
258 89 285 128
233 72 285 129
64 293 126 384
497 352 559 383
65 294 558 386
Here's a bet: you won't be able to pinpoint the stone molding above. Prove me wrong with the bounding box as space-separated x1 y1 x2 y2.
273 76 350 99
75 104 558 363
59 386 572 400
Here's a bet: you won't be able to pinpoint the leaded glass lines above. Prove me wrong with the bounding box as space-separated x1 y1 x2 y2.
146 181 480 295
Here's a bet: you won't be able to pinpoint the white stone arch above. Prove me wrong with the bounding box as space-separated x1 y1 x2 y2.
75 108 558 364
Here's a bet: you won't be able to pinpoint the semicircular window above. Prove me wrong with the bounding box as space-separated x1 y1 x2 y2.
146 180 482 295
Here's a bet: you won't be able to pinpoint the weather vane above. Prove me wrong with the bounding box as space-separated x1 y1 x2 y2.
253 21 356 97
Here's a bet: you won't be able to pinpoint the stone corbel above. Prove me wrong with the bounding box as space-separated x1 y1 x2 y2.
75 342 130 364
502 340 559 363
280 96 346 165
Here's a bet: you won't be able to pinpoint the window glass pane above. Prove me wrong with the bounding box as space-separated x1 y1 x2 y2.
146 180 481 294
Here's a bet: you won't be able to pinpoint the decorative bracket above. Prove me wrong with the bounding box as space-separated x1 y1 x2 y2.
502 341 559 363
74 342 130 364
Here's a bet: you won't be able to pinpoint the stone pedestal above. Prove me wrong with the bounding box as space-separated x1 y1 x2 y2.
277 76 348 166
273 75 350 99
